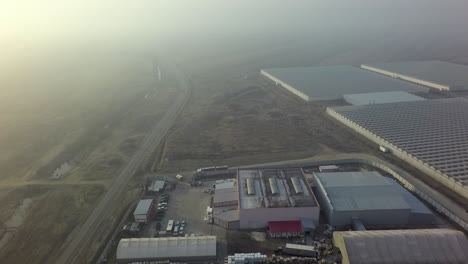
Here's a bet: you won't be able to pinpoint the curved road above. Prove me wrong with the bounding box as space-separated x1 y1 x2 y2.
55 62 191 264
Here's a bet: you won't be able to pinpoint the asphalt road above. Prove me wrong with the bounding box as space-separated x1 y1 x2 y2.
54 62 191 264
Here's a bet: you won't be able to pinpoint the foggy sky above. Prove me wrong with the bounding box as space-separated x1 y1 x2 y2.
2 0 468 48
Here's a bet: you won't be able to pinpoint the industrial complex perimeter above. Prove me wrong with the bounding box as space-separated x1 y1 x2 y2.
105 60 468 264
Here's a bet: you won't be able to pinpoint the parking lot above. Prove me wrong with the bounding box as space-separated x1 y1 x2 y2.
138 181 228 260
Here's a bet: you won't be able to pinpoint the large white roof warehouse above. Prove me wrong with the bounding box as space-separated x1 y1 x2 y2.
260 65 427 101
333 229 468 264
327 98 468 199
116 236 216 263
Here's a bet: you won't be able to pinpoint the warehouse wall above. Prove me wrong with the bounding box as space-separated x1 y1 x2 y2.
238 206 319 229
332 209 410 227
260 70 310 101
360 65 450 91
312 176 334 224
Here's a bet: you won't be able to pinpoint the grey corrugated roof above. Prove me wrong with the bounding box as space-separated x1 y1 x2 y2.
214 187 238 203
314 171 410 211
334 229 468 264
326 185 410 211
343 91 425 105
134 199 153 215
315 171 391 187
388 178 432 215
117 236 216 260
364 61 468 88
262 66 427 101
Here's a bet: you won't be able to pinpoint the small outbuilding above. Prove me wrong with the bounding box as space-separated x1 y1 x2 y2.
133 199 155 224
213 187 238 207
318 165 339 172
148 180 165 193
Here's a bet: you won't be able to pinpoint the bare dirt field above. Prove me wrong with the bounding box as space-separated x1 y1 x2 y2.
0 51 180 263
161 74 378 173
0 184 104 263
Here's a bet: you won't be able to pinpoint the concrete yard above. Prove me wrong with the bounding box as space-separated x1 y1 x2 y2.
144 182 228 261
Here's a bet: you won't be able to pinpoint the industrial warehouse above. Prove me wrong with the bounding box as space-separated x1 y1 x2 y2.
260 65 426 101
362 60 468 91
312 171 435 228
212 168 320 232
333 229 468 264
116 236 217 263
327 98 468 199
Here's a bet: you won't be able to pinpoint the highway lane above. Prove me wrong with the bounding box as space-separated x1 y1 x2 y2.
55 62 190 264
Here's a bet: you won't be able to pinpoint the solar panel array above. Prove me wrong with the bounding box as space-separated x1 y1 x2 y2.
328 98 468 189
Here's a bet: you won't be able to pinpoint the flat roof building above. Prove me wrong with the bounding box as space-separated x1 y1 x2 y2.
215 179 237 190
213 181 240 229
213 187 238 208
237 168 319 229
362 61 468 91
116 236 217 264
133 199 155 224
261 66 427 101
148 180 165 193
313 171 435 227
343 91 425 105
327 98 468 199
333 229 468 264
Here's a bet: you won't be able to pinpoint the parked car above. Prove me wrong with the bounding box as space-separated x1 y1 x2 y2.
179 226 184 235
181 220 186 227
173 226 179 236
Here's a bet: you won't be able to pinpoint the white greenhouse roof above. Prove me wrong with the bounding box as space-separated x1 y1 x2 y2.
363 61 468 89
262 65 426 101
117 236 216 261
343 91 425 105
334 229 468 264
133 199 153 215
328 98 468 188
